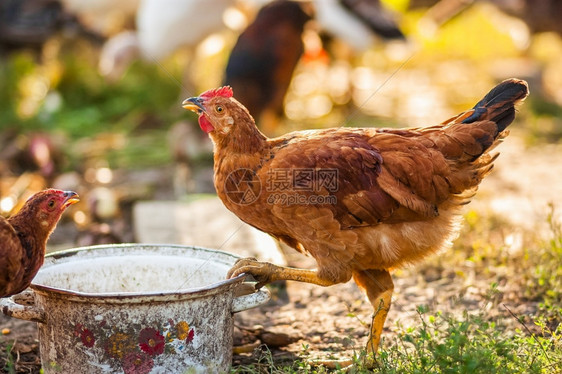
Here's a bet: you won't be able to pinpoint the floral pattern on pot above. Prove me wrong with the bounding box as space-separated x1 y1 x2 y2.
72 319 195 373
138 328 165 356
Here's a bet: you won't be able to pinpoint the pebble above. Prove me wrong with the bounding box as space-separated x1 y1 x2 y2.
310 335 322 343
261 331 298 347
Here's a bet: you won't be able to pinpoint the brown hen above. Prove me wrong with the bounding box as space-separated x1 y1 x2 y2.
0 189 79 297
182 79 528 361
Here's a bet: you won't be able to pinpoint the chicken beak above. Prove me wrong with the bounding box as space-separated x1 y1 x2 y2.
182 97 205 114
62 191 80 208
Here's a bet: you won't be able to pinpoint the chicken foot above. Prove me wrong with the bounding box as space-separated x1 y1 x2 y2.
228 259 394 366
227 258 356 368
352 268 394 364
227 258 339 289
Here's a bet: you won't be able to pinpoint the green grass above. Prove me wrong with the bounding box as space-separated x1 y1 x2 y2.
528 206 562 315
376 307 561 374
1 341 16 374
231 308 561 374
375 208 562 374
231 305 561 374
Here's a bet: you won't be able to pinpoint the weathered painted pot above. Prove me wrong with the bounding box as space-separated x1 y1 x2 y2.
1 244 270 373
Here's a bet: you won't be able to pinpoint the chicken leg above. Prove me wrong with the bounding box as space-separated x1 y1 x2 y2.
227 258 339 289
228 258 356 368
352 269 394 359
228 259 394 361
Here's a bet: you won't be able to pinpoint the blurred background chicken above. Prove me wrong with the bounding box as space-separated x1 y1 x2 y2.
410 0 562 36
224 1 312 134
315 0 404 51
225 0 406 135
98 0 240 85
0 0 103 57
98 0 406 102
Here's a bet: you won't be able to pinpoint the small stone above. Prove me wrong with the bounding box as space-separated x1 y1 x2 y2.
260 331 298 347
251 324 264 332
310 335 321 343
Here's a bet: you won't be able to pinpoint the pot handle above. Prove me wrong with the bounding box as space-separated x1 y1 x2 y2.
232 284 271 313
1 290 46 323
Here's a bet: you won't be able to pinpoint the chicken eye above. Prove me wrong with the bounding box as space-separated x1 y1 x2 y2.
47 200 55 210
216 105 223 113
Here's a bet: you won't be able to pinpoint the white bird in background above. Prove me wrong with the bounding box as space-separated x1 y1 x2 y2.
98 0 242 82
313 0 404 51
97 30 141 80
137 0 234 61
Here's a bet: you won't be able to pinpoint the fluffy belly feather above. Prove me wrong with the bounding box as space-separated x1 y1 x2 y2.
353 204 465 270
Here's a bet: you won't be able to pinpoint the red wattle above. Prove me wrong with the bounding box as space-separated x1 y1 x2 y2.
198 115 214 133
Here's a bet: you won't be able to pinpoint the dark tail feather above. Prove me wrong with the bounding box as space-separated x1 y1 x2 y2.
462 78 529 132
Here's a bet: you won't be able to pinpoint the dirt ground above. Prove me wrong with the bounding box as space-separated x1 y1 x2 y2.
1 137 561 373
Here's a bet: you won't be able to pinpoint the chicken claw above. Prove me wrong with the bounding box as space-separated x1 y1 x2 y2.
227 258 337 289
227 258 276 289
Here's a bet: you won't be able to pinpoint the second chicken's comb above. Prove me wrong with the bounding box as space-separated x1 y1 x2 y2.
201 86 233 99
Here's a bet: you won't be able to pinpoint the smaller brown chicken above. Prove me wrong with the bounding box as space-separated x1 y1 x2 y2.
0 189 79 297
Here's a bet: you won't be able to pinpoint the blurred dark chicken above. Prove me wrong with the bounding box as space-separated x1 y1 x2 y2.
224 0 405 134
490 0 562 34
340 0 405 39
225 0 311 134
410 0 562 35
0 0 63 53
0 189 79 297
0 0 102 55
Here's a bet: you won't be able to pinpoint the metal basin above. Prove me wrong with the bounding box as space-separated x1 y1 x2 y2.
1 244 270 373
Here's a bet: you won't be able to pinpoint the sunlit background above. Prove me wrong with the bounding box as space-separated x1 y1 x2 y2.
1 0 561 248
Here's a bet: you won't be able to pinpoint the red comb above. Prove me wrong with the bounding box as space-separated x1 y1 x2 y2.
200 86 233 99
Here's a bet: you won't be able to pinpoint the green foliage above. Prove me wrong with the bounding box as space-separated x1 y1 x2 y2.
451 206 562 316
0 50 183 170
0 53 37 126
522 98 562 144
46 57 181 138
1 342 16 374
526 205 562 316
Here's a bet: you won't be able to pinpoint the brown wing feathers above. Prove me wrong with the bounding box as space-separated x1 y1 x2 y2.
428 78 528 195
374 79 528 219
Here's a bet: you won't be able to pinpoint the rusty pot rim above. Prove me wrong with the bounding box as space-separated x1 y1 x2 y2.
30 243 247 303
